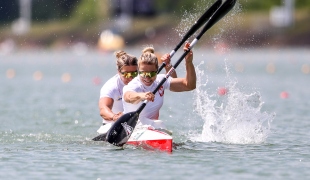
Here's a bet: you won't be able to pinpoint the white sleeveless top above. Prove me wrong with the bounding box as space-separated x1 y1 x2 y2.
122 74 172 120
100 74 124 123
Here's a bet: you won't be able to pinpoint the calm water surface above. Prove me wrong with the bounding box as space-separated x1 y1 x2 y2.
1 48 309 179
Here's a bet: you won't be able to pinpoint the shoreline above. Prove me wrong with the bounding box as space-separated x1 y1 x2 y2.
1 11 309 52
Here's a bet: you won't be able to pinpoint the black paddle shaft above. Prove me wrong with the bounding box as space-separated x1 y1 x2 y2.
152 0 237 99
157 0 222 73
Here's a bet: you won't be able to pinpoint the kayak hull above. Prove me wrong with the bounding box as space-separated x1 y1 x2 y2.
126 127 173 152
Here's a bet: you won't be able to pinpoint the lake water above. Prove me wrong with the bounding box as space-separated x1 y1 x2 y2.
1 48 309 179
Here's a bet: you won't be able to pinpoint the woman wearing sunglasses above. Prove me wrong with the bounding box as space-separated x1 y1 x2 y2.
96 50 176 137
123 42 195 125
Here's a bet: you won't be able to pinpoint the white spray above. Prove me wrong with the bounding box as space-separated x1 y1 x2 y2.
193 61 274 144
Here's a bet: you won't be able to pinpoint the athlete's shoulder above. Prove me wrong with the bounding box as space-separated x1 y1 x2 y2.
100 75 121 94
103 74 119 87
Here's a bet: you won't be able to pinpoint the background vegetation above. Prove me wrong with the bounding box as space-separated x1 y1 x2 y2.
1 0 309 23
0 0 309 47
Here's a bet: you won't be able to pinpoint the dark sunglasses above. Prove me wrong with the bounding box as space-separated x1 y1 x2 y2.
138 71 157 78
119 71 138 78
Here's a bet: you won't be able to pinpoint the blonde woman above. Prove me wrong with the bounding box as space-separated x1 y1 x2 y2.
122 43 196 125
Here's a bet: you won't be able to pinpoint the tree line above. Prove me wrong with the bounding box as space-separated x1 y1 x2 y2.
0 0 79 23
0 0 309 23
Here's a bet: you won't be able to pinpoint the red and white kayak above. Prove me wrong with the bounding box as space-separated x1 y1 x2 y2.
126 126 173 152
95 119 173 152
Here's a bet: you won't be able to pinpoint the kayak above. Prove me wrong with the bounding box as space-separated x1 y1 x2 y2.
126 125 173 152
94 119 173 152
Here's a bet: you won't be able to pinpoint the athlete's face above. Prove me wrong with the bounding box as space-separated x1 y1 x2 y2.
118 65 138 85
138 63 157 86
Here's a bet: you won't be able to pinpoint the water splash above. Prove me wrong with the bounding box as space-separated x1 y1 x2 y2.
174 0 242 41
174 1 213 39
193 61 274 144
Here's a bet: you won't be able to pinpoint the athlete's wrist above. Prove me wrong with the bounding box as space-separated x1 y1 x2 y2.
165 63 172 69
111 114 116 121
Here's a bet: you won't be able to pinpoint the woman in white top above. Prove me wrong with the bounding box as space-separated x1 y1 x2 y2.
123 43 196 124
99 51 138 123
96 50 176 137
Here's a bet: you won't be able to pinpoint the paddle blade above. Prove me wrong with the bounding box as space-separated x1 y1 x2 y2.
197 0 237 40
106 111 139 147
157 0 222 74
182 0 222 40
92 133 107 141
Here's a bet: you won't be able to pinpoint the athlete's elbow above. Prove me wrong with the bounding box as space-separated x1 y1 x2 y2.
191 84 196 90
99 110 107 120
185 81 196 91
187 84 196 91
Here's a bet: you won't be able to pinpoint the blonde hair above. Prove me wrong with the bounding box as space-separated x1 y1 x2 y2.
139 46 158 69
114 50 138 71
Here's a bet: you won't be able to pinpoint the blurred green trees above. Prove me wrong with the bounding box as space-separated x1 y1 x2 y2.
1 0 309 24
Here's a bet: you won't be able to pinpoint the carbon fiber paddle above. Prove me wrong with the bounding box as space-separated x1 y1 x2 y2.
107 0 237 146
